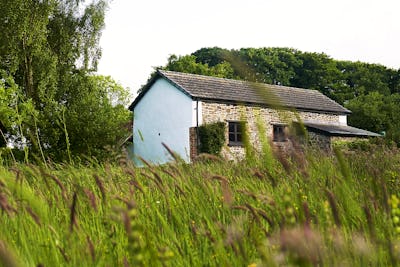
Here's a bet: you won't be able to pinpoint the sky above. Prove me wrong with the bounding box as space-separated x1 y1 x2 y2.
97 0 400 99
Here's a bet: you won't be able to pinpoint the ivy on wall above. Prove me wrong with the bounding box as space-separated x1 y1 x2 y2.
198 122 226 155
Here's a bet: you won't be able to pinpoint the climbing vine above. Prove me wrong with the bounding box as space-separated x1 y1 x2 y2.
198 122 226 155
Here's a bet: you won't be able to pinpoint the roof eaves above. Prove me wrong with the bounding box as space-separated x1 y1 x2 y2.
128 70 195 111
158 70 194 99
304 124 381 137
330 132 381 137
298 107 351 115
130 70 352 116
128 72 160 111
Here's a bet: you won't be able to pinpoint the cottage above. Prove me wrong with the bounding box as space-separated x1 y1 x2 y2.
129 70 379 164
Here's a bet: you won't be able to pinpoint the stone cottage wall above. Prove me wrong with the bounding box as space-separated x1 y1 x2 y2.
331 136 368 143
201 101 341 160
307 131 332 151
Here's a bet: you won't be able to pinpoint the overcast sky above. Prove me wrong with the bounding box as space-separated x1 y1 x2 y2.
97 0 400 98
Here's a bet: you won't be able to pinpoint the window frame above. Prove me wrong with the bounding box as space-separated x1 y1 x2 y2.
273 124 288 142
228 121 245 146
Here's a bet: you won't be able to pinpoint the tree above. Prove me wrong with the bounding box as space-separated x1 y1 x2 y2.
0 71 20 148
345 92 400 145
192 47 229 67
231 47 302 85
164 54 236 79
0 0 131 162
160 46 400 146
58 75 131 160
346 92 389 133
0 70 36 151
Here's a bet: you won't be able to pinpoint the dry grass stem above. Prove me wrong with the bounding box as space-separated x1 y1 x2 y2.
0 192 17 216
162 142 181 162
0 240 19 267
326 190 341 227
93 174 106 202
83 188 98 211
87 236 96 262
69 192 78 233
25 206 41 226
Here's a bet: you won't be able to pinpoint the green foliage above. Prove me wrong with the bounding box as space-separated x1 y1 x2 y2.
390 195 400 236
0 0 132 162
345 92 400 145
0 71 19 148
333 139 374 151
192 46 228 67
53 75 132 161
0 70 37 151
198 122 226 155
346 92 389 133
0 147 400 265
233 47 303 85
176 47 399 104
163 46 400 146
164 54 236 79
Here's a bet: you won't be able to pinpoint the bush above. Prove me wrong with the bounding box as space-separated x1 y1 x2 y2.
198 122 226 155
333 138 374 151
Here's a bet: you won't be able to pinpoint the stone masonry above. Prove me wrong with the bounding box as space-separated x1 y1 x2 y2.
200 101 342 160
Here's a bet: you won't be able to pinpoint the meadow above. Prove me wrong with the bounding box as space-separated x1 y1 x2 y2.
0 143 400 266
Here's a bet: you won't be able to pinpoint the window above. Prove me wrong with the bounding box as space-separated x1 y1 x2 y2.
273 124 287 142
228 121 244 146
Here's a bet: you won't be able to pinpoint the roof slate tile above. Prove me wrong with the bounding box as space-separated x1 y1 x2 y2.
302 122 381 137
159 70 350 114
130 70 351 114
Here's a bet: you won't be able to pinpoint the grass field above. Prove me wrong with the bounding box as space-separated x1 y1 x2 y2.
0 144 400 266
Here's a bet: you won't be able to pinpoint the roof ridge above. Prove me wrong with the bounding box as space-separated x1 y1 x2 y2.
159 69 327 94
158 69 252 87
130 70 351 114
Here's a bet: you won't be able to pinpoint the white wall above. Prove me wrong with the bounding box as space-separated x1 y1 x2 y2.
339 115 347 125
133 78 194 164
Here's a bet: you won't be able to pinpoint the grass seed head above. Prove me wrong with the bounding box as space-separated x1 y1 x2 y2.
0 240 19 267
25 206 41 226
0 192 17 216
69 192 78 233
325 190 341 227
46 173 67 200
279 227 324 265
87 236 96 262
83 188 98 211
162 142 182 162
302 201 311 228
93 174 107 202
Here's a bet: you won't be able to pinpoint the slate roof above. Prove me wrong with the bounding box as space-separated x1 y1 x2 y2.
302 122 381 137
129 70 351 114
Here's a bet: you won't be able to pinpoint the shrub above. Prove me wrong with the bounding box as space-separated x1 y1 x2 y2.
333 139 374 151
198 122 226 155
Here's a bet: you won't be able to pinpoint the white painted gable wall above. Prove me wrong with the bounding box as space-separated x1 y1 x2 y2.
133 78 198 164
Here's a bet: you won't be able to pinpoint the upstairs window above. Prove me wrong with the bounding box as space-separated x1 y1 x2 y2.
228 121 244 146
273 124 287 142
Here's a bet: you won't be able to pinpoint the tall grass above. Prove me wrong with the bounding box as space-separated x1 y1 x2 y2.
0 145 399 266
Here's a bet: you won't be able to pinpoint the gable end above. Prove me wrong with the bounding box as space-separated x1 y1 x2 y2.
129 70 194 111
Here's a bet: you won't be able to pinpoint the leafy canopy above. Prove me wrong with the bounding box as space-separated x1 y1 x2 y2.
161 47 400 146
0 0 131 162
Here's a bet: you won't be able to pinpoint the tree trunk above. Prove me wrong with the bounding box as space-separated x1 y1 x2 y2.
22 34 35 101
24 54 34 99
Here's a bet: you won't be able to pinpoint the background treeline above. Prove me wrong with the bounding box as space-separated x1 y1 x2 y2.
161 47 400 145
0 0 131 163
